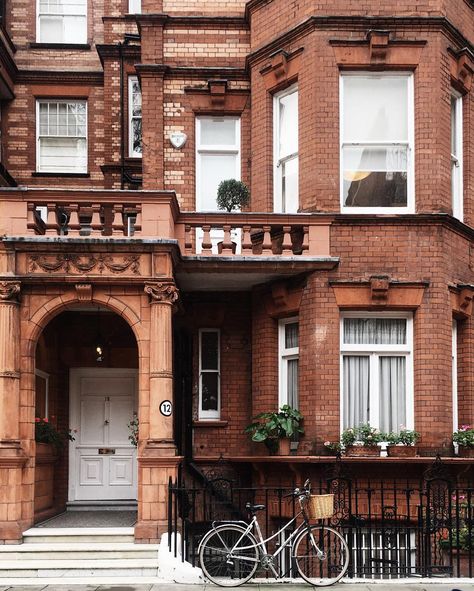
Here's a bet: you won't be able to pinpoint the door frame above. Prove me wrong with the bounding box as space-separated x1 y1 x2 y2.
68 367 138 502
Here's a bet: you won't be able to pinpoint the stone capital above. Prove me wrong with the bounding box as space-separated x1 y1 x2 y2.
144 282 179 305
0 281 20 302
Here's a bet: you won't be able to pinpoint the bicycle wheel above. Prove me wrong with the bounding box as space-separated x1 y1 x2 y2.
198 524 260 587
293 525 349 586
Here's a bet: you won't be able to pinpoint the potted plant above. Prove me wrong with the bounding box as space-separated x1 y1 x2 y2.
342 424 383 457
35 417 75 452
216 179 250 213
245 405 304 456
323 440 342 456
453 425 474 457
386 428 420 457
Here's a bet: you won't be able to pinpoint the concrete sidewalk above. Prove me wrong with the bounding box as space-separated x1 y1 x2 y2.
0 582 471 591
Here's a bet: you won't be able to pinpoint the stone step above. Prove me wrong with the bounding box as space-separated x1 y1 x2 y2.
22 526 135 544
0 558 159 578
0 542 159 560
66 500 138 511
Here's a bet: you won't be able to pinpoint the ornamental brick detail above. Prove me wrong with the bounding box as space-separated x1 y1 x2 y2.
0 282 21 302
144 282 179 305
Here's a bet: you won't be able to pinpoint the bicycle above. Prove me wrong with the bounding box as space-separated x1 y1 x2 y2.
198 479 350 587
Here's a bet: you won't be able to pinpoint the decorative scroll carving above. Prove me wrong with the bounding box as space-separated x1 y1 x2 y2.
28 254 140 275
260 47 303 91
75 284 92 302
368 30 390 63
370 275 389 304
450 47 474 94
0 282 20 302
144 282 179 305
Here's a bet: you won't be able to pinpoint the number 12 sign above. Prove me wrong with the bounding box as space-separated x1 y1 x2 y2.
160 400 173 417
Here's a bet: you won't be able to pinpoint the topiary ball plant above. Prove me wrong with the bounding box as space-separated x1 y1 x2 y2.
216 179 250 212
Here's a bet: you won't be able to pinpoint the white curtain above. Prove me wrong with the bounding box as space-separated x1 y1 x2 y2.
344 318 406 345
343 356 369 429
287 358 298 408
379 356 406 432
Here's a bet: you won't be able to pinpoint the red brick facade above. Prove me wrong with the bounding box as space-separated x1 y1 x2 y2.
0 0 473 543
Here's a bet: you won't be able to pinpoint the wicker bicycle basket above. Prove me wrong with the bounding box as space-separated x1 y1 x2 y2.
307 494 334 520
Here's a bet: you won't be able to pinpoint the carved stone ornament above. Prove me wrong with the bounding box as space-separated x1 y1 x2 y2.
170 131 187 149
75 283 93 302
29 254 140 275
0 281 21 301
144 282 179 305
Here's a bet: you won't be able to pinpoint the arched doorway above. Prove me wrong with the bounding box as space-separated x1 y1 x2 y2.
34 308 139 521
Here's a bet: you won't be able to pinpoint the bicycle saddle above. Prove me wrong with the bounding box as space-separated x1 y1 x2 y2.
246 503 266 512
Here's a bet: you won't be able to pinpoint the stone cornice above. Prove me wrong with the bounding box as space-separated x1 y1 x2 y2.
17 70 104 86
144 281 179 305
96 44 141 67
247 16 474 67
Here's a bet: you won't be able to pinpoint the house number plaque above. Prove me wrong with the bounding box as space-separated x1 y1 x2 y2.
98 448 116 455
160 400 173 417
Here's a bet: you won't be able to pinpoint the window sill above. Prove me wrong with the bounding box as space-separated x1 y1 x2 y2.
30 43 91 50
193 420 228 428
32 172 90 178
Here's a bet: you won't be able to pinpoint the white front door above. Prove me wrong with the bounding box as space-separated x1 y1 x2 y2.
69 368 138 502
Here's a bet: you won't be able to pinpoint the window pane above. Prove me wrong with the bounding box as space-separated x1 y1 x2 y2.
343 146 407 208
199 153 237 210
287 359 298 408
451 96 458 156
282 156 299 213
344 318 407 345
200 118 236 146
201 332 218 370
39 137 87 172
285 322 299 348
379 356 406 432
278 90 298 159
342 356 370 429
132 118 142 154
343 76 408 143
201 373 218 411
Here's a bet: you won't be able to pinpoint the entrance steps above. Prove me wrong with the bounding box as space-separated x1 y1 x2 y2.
0 527 161 579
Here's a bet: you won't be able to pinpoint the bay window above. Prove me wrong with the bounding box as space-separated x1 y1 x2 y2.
199 329 221 420
274 85 298 213
340 74 414 213
38 0 87 44
37 100 87 173
278 318 299 408
340 314 413 433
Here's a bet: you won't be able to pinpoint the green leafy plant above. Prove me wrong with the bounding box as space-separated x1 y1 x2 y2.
35 417 75 450
324 440 342 454
245 405 304 451
341 424 383 447
453 425 474 447
216 179 250 212
387 428 420 446
128 413 139 447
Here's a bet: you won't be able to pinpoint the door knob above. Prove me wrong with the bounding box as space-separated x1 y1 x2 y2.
104 420 109 425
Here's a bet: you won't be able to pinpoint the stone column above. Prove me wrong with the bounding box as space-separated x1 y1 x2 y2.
136 282 182 542
0 281 27 541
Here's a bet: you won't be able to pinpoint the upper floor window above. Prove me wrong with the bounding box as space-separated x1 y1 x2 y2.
340 74 414 213
128 0 141 13
340 313 413 434
37 100 87 173
37 0 87 44
129 77 142 158
451 92 463 221
199 329 220 420
279 318 299 408
196 117 240 211
274 85 298 213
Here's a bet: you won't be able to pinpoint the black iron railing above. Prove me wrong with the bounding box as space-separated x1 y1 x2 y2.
168 475 473 579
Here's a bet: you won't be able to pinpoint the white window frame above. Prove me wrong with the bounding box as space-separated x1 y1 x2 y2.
273 84 298 213
198 328 221 420
35 369 50 419
37 0 87 44
451 91 463 221
128 76 142 158
452 319 458 433
278 317 299 408
339 311 414 433
36 99 88 173
195 116 241 211
128 0 141 13
340 73 415 214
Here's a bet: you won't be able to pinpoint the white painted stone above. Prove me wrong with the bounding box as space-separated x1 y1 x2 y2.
158 532 204 584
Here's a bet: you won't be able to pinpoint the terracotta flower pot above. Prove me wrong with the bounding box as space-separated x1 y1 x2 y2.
278 437 291 456
458 446 474 458
345 445 380 457
387 445 417 457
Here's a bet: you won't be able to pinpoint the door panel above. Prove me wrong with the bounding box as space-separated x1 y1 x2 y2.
69 369 137 502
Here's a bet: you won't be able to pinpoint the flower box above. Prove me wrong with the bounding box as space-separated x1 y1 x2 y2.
387 445 417 457
345 445 380 457
458 446 474 458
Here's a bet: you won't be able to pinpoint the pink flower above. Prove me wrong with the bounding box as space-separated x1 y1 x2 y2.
43 417 48 423
34 417 40 423
324 441 330 446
